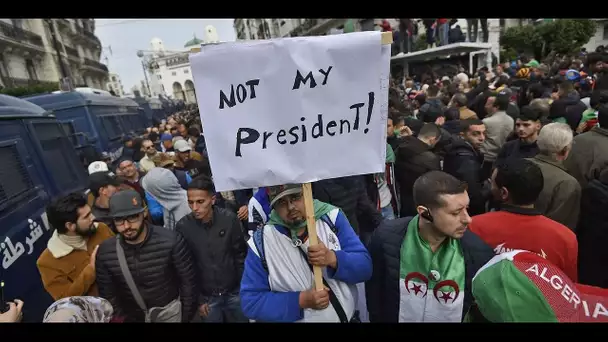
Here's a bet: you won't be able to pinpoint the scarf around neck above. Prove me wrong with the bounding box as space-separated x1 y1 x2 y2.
47 229 89 259
266 199 337 243
386 142 396 163
398 215 466 322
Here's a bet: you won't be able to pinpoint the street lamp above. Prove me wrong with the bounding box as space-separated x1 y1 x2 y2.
136 50 152 97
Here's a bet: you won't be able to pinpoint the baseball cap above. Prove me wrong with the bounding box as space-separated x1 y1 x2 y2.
267 184 303 207
88 161 109 174
495 88 513 104
160 133 172 142
565 69 581 82
109 189 145 218
472 250 608 322
152 152 175 168
538 63 550 74
525 60 540 68
89 171 120 195
174 139 191 152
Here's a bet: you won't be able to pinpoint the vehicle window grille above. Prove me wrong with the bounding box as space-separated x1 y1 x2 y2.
0 144 34 206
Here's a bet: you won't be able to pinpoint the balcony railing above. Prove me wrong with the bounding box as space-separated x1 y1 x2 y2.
84 58 108 73
75 25 101 46
0 21 43 47
165 55 189 68
64 45 79 58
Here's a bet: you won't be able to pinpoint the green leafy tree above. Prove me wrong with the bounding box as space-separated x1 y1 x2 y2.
499 25 541 58
0 83 59 98
537 19 597 55
500 19 597 60
415 33 428 51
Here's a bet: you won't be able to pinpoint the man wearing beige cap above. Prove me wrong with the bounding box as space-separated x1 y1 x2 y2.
173 140 210 179
240 184 372 322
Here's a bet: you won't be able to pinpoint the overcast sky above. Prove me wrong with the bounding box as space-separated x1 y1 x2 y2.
94 19 236 91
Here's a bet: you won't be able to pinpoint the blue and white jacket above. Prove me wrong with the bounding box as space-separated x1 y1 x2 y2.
247 188 271 234
240 208 372 322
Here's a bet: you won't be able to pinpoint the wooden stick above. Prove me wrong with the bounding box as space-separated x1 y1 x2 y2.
302 182 324 291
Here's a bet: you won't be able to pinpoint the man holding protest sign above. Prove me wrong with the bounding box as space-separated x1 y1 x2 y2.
189 31 392 323
239 184 372 322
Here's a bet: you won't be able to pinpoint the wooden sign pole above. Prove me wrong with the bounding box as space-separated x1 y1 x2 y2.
301 182 324 291
302 31 393 291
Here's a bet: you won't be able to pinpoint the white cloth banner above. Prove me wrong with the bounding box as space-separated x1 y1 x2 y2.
190 31 389 191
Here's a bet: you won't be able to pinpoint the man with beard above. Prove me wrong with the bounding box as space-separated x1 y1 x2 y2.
37 193 114 301
116 158 146 201
495 106 541 168
89 171 121 230
138 139 158 173
443 120 491 216
240 184 372 322
173 140 211 179
95 190 198 322
366 171 494 322
176 176 248 322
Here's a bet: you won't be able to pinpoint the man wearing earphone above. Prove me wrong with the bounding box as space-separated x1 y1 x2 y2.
365 171 494 322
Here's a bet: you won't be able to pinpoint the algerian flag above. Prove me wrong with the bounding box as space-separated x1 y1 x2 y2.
472 250 608 322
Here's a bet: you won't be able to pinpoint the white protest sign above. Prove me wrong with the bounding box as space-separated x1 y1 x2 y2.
190 31 389 191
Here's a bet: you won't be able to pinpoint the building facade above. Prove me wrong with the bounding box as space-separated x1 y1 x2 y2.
234 18 382 40
584 19 608 52
234 19 279 40
141 36 197 103
106 72 125 96
0 19 108 91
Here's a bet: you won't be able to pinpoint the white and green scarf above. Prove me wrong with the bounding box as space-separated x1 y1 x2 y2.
398 215 466 322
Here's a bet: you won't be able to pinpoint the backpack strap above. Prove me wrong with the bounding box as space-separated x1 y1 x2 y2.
319 214 338 235
254 214 337 273
252 226 267 272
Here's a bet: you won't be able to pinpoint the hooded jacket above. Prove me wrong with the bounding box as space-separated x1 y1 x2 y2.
142 168 191 230
394 136 441 216
549 91 587 131
443 138 489 216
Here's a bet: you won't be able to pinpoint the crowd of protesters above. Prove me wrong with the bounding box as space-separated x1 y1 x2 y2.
3 41 608 323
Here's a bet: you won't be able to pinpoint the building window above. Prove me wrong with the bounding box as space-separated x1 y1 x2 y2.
157 74 162 80
11 19 23 29
25 59 38 81
184 69 189 74
161 84 165 92
171 71 176 76
604 23 608 40
280 20 286 27
112 76 117 82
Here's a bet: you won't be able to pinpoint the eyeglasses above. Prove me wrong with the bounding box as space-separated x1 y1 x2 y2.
275 193 303 208
114 214 141 226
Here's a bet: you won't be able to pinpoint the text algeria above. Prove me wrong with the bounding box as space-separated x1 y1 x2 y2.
218 66 376 157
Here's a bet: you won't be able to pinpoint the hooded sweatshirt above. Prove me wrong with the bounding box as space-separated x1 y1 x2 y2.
141 167 191 230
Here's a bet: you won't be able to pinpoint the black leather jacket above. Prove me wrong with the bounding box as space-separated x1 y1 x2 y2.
95 224 198 322
175 208 248 298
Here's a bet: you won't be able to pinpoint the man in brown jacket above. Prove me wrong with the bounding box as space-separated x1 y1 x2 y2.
451 92 478 120
527 123 581 231
37 192 114 301
564 104 608 188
